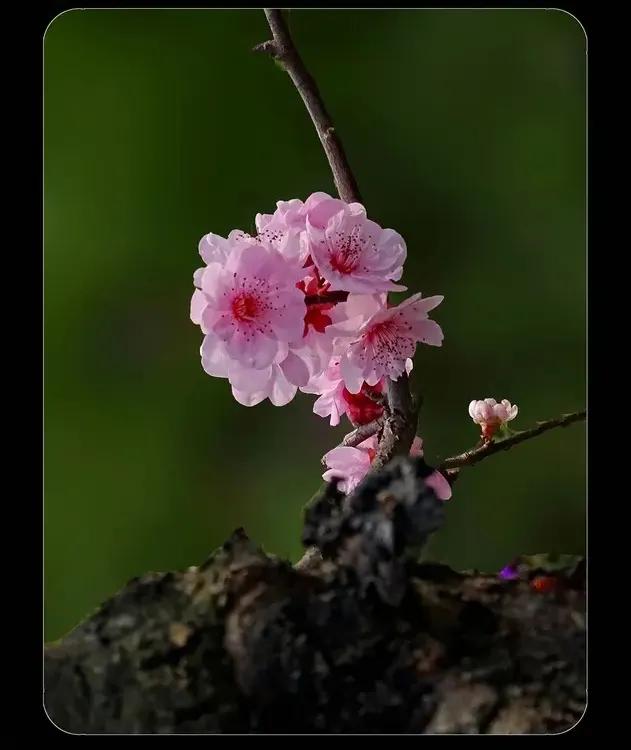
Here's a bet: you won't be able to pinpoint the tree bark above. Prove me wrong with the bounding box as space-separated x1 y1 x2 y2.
44 458 585 734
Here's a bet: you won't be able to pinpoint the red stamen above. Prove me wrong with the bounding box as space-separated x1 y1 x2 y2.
231 294 258 322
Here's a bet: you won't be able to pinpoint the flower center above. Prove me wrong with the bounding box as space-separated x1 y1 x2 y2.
329 229 362 274
330 251 358 274
366 320 397 344
231 293 259 322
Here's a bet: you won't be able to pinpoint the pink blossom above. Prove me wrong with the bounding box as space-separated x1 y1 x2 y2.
200 334 309 407
301 359 347 426
230 356 301 408
468 398 518 440
337 292 444 394
192 231 306 370
255 192 407 292
303 356 405 427
192 241 351 409
322 436 377 494
322 434 451 500
191 196 448 426
254 193 331 266
256 192 332 234
306 197 407 293
198 326 311 408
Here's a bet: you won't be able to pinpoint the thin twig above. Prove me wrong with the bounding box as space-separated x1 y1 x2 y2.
438 410 586 472
255 10 361 203
256 9 418 464
318 419 384 465
342 417 385 448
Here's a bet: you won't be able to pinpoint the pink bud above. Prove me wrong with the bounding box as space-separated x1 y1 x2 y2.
468 398 518 440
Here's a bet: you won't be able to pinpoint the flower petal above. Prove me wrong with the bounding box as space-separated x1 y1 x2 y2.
425 471 452 501
280 350 310 387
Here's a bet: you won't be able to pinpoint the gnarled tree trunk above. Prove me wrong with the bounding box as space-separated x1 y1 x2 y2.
44 458 585 734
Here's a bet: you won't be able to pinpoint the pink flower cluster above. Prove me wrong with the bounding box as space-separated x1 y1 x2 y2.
191 192 443 412
191 192 448 496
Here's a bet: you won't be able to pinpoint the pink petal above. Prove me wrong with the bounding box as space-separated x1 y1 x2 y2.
255 212 273 233
227 362 272 392
307 198 346 230
357 435 378 452
190 289 207 326
313 393 341 426
269 367 298 406
322 446 366 472
231 386 268 407
200 334 230 378
304 191 333 211
425 471 452 501
412 319 444 347
279 350 310 387
339 355 365 395
224 328 278 369
199 233 230 264
412 294 444 314
199 264 226 298
193 267 204 288
409 437 424 457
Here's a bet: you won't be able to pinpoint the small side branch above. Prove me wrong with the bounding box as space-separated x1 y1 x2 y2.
439 410 586 472
342 417 385 447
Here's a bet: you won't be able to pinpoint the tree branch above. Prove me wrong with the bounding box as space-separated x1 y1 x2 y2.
45 461 586 734
319 419 385 467
256 9 362 205
256 9 418 466
439 410 586 472
342 417 385 447
304 290 348 305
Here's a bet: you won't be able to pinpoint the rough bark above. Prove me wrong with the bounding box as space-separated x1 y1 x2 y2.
44 457 585 734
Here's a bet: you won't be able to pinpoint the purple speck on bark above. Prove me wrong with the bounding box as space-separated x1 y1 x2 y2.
499 563 520 580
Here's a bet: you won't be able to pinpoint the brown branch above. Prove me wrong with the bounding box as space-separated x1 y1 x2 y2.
364 389 387 407
45 480 586 734
255 9 362 204
319 417 384 467
372 374 419 468
439 410 586 473
256 9 418 465
342 417 385 447
304 290 348 305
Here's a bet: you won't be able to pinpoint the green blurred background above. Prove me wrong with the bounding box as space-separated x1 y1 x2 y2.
44 9 586 641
